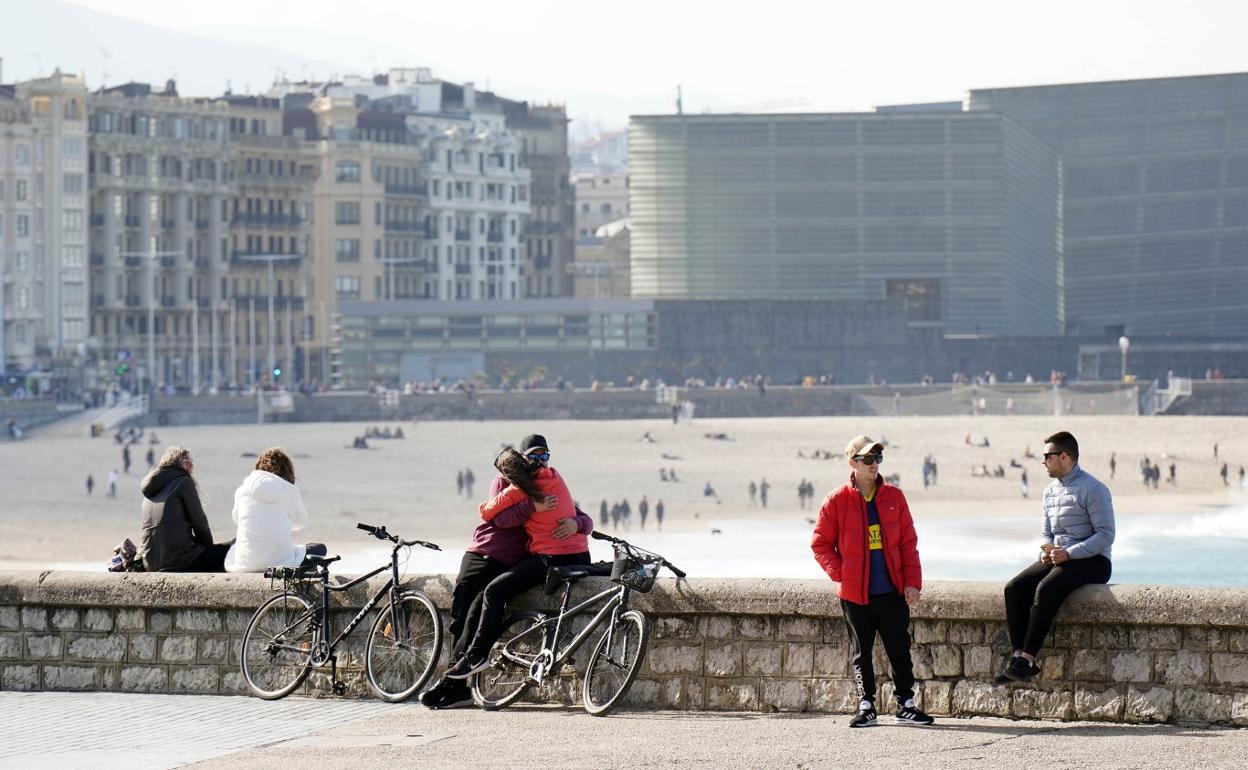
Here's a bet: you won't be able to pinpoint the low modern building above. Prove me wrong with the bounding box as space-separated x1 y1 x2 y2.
629 113 1063 336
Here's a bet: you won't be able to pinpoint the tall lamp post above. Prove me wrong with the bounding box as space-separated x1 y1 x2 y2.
117 248 184 396
231 252 302 388
1119 335 1131 381
0 247 17 381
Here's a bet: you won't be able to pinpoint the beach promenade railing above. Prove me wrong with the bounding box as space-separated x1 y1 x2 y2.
1 571 1246 726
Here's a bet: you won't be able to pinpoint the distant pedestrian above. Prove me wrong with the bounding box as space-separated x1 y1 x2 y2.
464 468 475 497
660 468 668 482
457 470 464 496
748 481 757 506
611 503 622 529
620 498 632 529
145 447 155 468
671 403 680 425
1109 453 1116 480
122 445 132 474
599 499 610 529
1214 443 1219 460
639 496 649 530
759 478 770 508
655 500 665 530
1239 466 1246 487
107 469 119 498
86 474 94 496
669 468 679 483
1020 469 1029 498
1221 463 1229 487
1168 462 1176 485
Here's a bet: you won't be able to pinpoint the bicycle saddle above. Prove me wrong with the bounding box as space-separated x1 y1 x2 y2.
551 566 591 581
304 554 342 565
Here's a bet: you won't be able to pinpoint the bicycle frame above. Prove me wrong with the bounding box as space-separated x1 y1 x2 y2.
503 580 631 683
288 543 411 658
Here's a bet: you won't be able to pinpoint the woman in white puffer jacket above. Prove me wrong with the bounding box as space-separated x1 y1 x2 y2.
224 447 325 572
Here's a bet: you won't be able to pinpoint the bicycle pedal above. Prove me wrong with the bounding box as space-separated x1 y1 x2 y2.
332 681 347 695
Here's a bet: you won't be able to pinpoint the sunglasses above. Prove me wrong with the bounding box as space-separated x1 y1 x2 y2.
1042 452 1063 460
527 451 551 462
854 454 882 465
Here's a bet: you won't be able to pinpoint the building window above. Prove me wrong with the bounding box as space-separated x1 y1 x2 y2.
335 276 361 299
16 180 28 202
335 201 360 224
335 239 361 262
17 215 29 237
336 161 361 182
885 279 942 324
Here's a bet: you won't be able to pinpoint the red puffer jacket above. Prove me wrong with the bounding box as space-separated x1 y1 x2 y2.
810 473 922 605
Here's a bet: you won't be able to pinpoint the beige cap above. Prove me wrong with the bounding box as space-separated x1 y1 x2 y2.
845 435 884 460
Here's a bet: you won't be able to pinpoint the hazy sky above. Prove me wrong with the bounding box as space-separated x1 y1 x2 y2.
34 0 1248 132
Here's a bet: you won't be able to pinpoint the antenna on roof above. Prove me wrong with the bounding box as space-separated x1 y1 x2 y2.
676 84 683 115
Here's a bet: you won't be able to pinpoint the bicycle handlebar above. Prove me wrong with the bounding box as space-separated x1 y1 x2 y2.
357 523 440 550
590 530 686 579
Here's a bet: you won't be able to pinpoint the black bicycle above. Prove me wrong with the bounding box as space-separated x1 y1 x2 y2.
471 531 686 716
240 523 443 702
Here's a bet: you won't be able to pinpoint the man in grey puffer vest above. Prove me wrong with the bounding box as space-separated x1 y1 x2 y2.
1000 430 1114 682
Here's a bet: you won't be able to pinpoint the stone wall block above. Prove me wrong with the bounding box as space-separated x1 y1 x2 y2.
198 637 233 665
83 609 114 633
26 634 63 659
952 680 1011 717
1049 625 1089 649
1070 649 1107 682
43 664 96 690
20 608 48 631
911 620 946 644
984 623 1010 648
1210 653 1248 685
0 606 19 631
1039 651 1067 681
623 677 660 707
1132 626 1183 650
910 645 933 680
1125 686 1174 723
0 633 22 660
1109 651 1151 683
821 618 848 646
1013 688 1073 720
67 633 126 662
50 609 79 631
128 634 157 662
743 643 783 677
1091 625 1129 649
119 666 168 693
761 678 811 712
698 616 734 641
159 635 198 663
706 680 759 711
1155 649 1207 685
115 609 145 632
646 642 703 675
963 646 996 677
946 622 983 645
776 617 820 641
1232 694 1248 727
654 617 698 639
920 680 953 715
148 611 172 634
171 666 220 694
1229 630 1248 654
813 644 848 677
1075 686 1125 721
931 645 961 677
809 678 859 713
737 616 772 640
221 671 250 695
3 664 40 690
1184 627 1227 652
175 609 222 633
1174 690 1232 725
224 610 255 634
783 643 813 677
704 642 742 677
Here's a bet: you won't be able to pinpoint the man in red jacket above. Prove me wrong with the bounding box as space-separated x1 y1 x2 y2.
811 434 934 727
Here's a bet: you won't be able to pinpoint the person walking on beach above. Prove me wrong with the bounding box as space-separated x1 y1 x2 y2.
1020 469 1029 498
1109 452 1117 480
464 468 475 497
655 499 665 530
456 470 464 496
759 478 770 509
1221 463 1230 486
145 447 155 468
999 431 1113 683
639 495 650 530
1168 461 1176 485
748 481 757 507
599 499 610 529
122 444 132 474
86 474 95 495
138 446 231 572
107 469 118 498
811 435 933 728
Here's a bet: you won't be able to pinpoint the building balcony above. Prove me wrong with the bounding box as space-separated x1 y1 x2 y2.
159 256 178 269
124 215 141 228
230 213 305 229
160 296 178 308
384 183 428 196
487 232 504 243
197 297 214 310
124 256 143 268
194 257 214 270
454 263 472 275
455 230 471 241
195 219 210 230
229 250 304 266
125 295 142 307
384 221 421 233
226 295 306 311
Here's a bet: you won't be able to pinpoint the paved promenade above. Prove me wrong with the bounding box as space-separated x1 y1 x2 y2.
2 692 1245 769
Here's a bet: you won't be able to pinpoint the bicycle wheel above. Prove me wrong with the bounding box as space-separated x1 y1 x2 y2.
365 590 443 702
240 593 316 700
471 611 544 710
582 609 649 716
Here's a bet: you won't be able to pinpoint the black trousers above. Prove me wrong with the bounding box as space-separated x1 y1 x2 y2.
449 552 512 658
1004 555 1111 656
841 592 915 705
463 551 591 660
182 543 231 573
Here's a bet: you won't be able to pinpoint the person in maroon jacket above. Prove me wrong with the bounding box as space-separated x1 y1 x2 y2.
811 434 934 728
419 433 593 709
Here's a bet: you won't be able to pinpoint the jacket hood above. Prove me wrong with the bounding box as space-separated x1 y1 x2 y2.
141 465 188 498
239 469 294 503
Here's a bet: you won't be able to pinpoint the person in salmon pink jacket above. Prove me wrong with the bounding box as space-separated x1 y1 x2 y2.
811 434 935 728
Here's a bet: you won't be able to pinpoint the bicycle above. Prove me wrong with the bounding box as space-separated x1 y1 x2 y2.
240 523 444 702
471 530 686 716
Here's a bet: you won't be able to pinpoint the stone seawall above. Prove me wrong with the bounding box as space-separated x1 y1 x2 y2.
2 571 1246 725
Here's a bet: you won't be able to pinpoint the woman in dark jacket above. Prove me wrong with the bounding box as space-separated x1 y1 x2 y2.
138 446 229 572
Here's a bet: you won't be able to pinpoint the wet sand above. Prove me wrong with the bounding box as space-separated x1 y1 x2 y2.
1 415 1244 571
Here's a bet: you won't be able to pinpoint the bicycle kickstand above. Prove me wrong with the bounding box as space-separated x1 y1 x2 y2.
329 655 347 696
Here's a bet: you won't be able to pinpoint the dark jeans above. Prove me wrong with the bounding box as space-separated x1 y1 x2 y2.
463 551 591 661
449 552 512 657
182 543 231 573
1004 555 1112 656
841 592 915 705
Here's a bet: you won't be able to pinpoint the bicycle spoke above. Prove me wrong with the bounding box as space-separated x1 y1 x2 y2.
366 592 442 701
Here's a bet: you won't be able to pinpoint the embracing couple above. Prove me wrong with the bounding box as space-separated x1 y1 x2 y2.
420 433 594 709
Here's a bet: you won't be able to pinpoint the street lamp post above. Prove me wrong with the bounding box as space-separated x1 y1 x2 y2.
0 247 17 380
1119 335 1131 381
117 248 184 396
231 252 302 389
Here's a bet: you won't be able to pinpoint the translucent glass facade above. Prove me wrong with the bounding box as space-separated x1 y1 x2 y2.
629 113 1062 335
969 73 1248 336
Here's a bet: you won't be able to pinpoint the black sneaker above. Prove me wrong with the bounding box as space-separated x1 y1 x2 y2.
1003 655 1041 682
896 700 935 726
432 683 475 710
417 678 448 708
848 700 878 728
444 653 490 680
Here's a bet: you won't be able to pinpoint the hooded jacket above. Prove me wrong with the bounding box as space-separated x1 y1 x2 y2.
479 466 589 556
138 465 213 572
223 469 309 573
810 472 922 605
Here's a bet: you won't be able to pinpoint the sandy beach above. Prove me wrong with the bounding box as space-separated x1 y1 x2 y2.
1 414 1245 575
